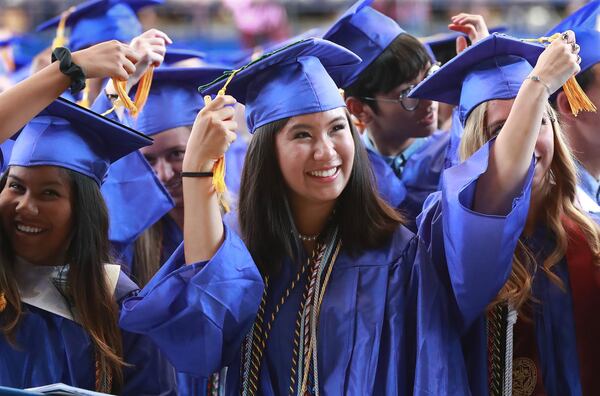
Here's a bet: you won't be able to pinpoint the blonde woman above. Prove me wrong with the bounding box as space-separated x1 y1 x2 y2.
411 32 599 395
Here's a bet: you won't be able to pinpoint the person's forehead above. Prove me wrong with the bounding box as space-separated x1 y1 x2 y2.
9 165 70 185
485 99 515 124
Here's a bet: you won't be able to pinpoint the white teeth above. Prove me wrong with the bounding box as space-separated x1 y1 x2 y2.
16 224 43 234
309 167 337 178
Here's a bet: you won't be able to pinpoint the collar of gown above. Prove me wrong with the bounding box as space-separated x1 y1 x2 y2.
15 257 121 322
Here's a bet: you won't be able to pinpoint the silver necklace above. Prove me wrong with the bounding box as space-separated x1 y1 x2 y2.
298 232 319 242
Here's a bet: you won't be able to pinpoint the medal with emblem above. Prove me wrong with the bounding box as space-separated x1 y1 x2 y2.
512 357 537 396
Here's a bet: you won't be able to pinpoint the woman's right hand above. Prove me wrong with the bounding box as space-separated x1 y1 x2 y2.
71 40 140 81
531 30 581 94
183 95 238 172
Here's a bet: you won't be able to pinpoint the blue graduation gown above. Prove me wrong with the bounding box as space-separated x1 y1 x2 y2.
366 131 450 230
576 161 600 206
120 138 532 395
121 224 468 395
0 269 176 395
462 216 600 396
418 139 533 329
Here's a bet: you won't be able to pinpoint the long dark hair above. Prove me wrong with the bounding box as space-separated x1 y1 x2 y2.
0 167 125 393
238 111 403 277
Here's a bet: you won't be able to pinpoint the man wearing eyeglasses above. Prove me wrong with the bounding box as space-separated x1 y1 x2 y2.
324 3 489 229
323 2 448 229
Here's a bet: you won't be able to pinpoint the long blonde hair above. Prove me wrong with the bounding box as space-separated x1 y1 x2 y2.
460 101 600 312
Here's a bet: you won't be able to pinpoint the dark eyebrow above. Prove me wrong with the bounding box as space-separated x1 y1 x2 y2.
7 174 64 188
288 123 314 132
486 120 506 135
328 116 346 125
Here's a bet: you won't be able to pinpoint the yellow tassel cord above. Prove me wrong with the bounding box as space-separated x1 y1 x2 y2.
77 84 91 108
102 67 154 118
52 7 75 49
0 292 6 312
0 46 15 73
524 33 597 116
201 68 242 213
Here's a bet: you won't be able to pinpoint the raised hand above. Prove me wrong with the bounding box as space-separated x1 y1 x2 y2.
449 13 490 54
531 30 581 94
183 95 238 172
71 40 140 81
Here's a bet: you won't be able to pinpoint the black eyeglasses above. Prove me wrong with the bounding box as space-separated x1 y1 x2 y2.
360 62 441 112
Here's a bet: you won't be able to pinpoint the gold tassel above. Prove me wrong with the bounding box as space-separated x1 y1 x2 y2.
0 292 6 312
102 67 155 118
0 46 15 73
77 84 91 108
199 68 242 213
524 33 597 116
562 77 597 116
52 7 75 49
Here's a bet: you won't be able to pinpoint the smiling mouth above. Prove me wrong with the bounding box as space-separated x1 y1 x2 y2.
15 223 44 235
308 166 339 178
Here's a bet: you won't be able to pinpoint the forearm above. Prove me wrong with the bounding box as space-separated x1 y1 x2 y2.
0 62 70 142
182 175 224 264
474 79 547 213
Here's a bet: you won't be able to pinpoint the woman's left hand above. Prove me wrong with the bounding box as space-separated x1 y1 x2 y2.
104 28 172 94
449 13 490 54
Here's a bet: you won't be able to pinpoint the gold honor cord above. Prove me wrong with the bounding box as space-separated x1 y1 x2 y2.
524 32 597 116
102 67 155 118
0 292 6 312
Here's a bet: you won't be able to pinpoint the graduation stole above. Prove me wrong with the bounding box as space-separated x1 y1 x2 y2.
239 230 342 396
524 33 596 116
562 216 600 396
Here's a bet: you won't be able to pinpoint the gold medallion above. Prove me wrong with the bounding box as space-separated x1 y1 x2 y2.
512 357 537 396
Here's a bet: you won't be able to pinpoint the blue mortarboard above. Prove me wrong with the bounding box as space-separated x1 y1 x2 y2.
163 48 207 66
133 64 228 136
200 38 361 133
36 0 163 51
10 97 152 185
422 25 508 65
322 0 405 87
409 33 545 126
546 0 600 73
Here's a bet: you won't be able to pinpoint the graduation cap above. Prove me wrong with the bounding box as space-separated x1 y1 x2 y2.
322 0 405 88
10 97 153 185
421 25 508 65
200 38 361 134
133 64 229 136
36 0 163 51
546 0 600 73
409 33 545 126
163 48 207 66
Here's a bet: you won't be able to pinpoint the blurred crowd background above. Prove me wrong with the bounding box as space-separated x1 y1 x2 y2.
0 0 594 68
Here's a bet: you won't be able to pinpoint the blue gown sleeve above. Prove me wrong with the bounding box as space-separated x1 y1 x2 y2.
112 272 178 395
119 224 264 377
417 139 534 329
409 236 470 395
